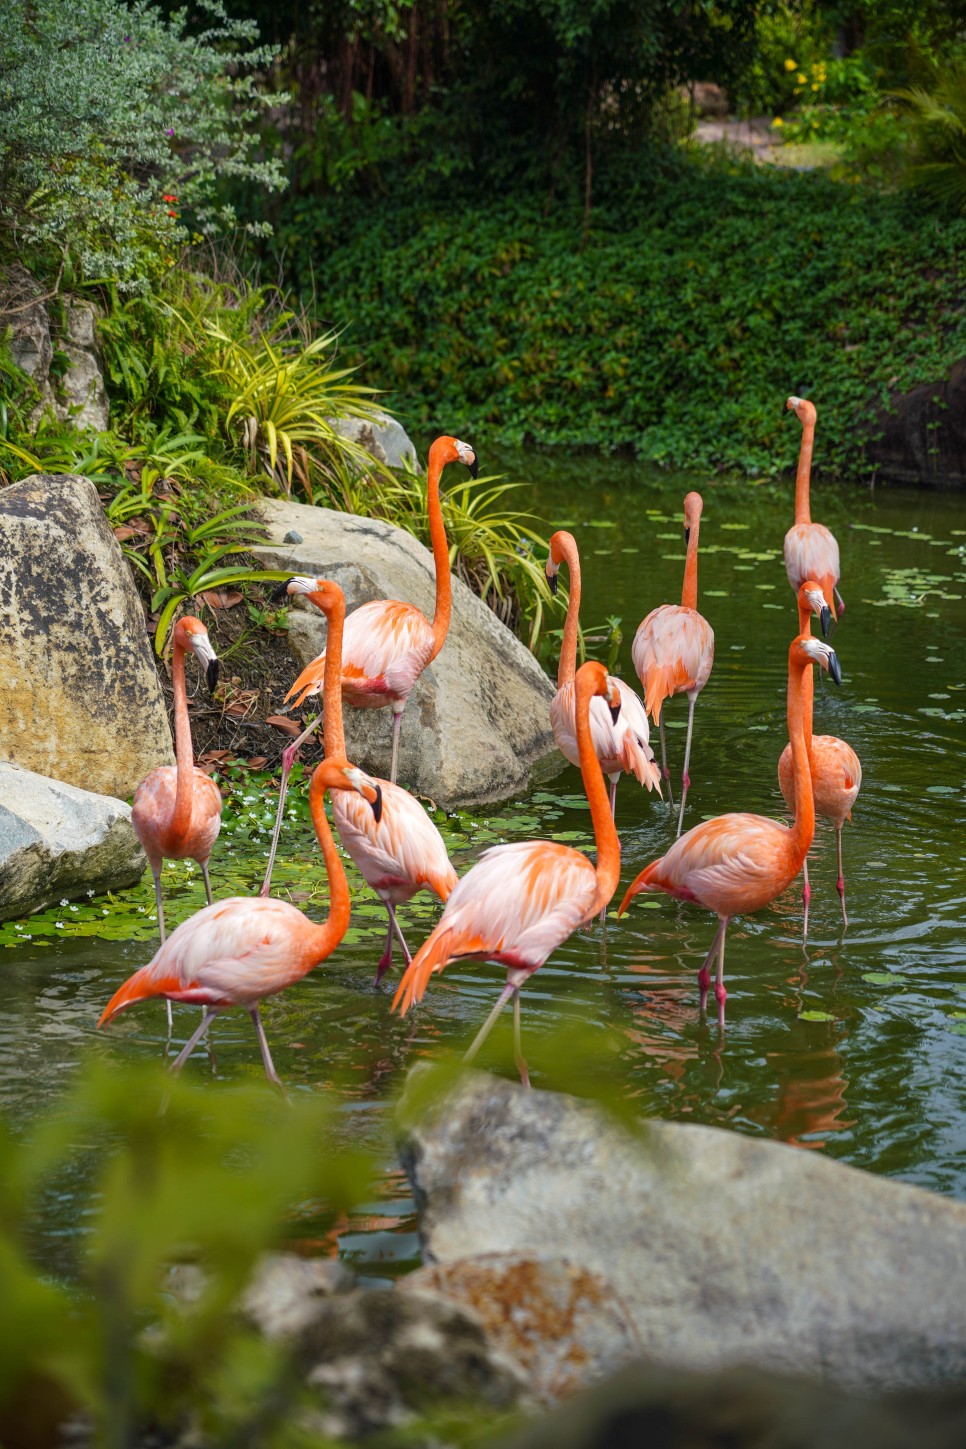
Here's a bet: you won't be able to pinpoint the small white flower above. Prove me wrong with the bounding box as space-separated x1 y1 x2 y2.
102 909 109 916
69 905 78 912
55 920 64 928
137 906 146 913
86 889 94 898
59 898 68 907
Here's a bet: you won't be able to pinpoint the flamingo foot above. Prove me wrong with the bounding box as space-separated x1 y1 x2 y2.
373 946 393 989
281 741 300 774
836 876 849 930
713 980 727 1030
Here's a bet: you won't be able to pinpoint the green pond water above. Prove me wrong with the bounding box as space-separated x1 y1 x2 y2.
4 448 966 1282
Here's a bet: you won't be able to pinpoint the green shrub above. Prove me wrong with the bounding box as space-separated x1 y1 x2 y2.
894 58 966 213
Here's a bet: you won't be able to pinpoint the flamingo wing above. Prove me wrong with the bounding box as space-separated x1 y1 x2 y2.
624 812 794 919
286 600 434 707
632 605 715 721
333 780 458 902
551 679 660 789
392 841 598 1013
783 524 840 599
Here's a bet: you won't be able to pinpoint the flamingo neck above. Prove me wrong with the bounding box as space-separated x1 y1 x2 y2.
794 417 815 525
797 601 814 756
557 535 581 687
315 593 346 759
681 515 700 611
427 449 452 661
787 658 815 861
575 679 621 914
307 772 352 962
168 638 195 844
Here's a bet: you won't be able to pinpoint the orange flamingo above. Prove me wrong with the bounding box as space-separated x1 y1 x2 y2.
631 492 714 838
391 661 624 1086
546 530 661 818
779 580 862 940
619 632 842 1028
262 578 457 984
783 397 844 619
281 435 477 784
131 615 221 1030
98 759 382 1084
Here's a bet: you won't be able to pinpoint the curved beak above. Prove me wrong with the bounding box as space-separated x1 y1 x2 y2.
369 782 383 824
547 566 559 596
820 604 832 638
684 525 691 546
467 454 479 480
827 649 843 686
346 767 383 823
271 580 292 603
189 633 219 695
206 658 220 694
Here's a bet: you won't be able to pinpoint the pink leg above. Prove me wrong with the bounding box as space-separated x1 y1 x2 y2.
697 918 726 1016
390 708 404 785
802 857 811 945
249 1005 283 1089
675 694 697 839
836 825 848 930
658 709 674 809
513 989 529 1090
599 777 619 924
373 922 394 988
834 585 845 619
373 904 413 986
169 1009 220 1075
260 715 323 897
151 867 174 1034
464 982 516 1066
713 917 730 1029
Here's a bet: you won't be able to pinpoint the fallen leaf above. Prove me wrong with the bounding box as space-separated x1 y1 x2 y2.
112 524 142 542
198 750 233 764
224 702 250 719
266 714 301 737
246 756 269 768
200 589 243 609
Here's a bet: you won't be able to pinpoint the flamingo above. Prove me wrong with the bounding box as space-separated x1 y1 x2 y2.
131 615 221 1030
619 632 842 1028
391 661 624 1087
546 530 661 818
779 580 862 940
98 759 383 1085
280 435 478 784
783 397 844 619
631 491 714 838
261 578 457 985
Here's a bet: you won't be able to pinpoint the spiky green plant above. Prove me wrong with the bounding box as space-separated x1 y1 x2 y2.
895 61 966 211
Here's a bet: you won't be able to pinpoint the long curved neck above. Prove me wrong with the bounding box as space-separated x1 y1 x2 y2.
318 595 346 759
681 516 700 610
575 684 622 913
168 639 195 843
306 776 352 962
795 417 815 524
427 449 452 661
797 601 814 755
557 537 581 687
787 660 815 860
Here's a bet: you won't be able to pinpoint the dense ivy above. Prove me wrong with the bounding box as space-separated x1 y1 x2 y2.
289 155 966 479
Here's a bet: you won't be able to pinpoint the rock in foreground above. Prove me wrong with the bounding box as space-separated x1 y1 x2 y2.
254 501 557 808
399 1067 966 1394
0 473 173 797
0 762 144 920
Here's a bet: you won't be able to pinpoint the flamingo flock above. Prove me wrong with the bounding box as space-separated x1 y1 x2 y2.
98 401 862 1083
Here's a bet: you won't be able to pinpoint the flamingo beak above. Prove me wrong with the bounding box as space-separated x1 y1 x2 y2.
467 455 479 479
827 649 843 686
820 603 832 637
369 783 383 824
207 659 220 693
271 580 291 603
547 567 559 596
684 526 691 546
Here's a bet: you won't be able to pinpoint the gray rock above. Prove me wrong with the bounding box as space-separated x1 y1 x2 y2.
0 263 59 422
401 1252 642 1404
282 529 303 544
0 762 144 920
399 1067 966 1394
253 501 557 809
0 266 109 431
242 1252 355 1339
0 473 174 797
330 410 417 470
59 299 109 431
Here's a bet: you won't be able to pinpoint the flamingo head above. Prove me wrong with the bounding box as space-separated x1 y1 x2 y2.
313 760 383 822
174 616 219 693
272 576 344 619
796 635 842 686
786 395 817 427
545 529 576 596
430 435 479 479
683 491 703 546
799 579 831 637
575 660 622 724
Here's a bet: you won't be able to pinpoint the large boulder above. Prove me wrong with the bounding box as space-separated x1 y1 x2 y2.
0 762 144 920
253 501 558 808
399 1068 966 1394
330 410 417 470
0 474 174 797
868 360 966 487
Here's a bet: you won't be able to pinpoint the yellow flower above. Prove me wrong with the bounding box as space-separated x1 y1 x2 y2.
797 73 807 84
784 58 797 71
772 116 784 127
811 82 820 90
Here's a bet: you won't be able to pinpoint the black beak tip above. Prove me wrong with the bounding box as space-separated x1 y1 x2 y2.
609 702 621 725
828 651 843 686
207 659 220 694
820 605 832 637
548 571 558 596
371 783 383 824
271 580 291 603
467 456 479 480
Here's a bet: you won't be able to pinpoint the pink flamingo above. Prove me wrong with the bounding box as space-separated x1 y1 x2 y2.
262 578 457 985
546 530 661 818
391 661 624 1086
783 397 844 619
131 615 221 1030
619 632 842 1028
631 492 714 838
281 435 477 784
779 580 862 940
98 759 382 1084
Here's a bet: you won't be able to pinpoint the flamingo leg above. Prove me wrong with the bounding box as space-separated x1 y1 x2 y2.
249 1005 283 1088
834 585 845 619
151 867 174 1035
599 777 619 924
388 903 413 964
675 694 697 839
169 1009 220 1075
463 982 516 1066
389 707 404 785
836 825 848 930
658 708 674 808
201 861 214 906
373 921 394 988
697 917 726 1016
260 716 324 897
802 857 811 945
714 916 730 1029
513 989 529 1090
